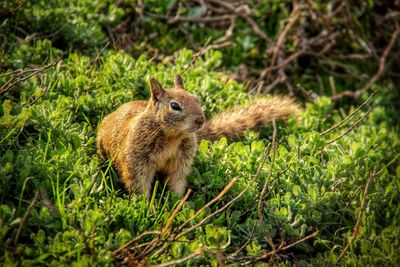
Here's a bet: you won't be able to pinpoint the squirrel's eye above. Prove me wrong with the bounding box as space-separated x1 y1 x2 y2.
171 102 181 111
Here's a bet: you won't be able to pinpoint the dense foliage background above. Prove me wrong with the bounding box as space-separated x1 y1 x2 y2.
1 0 399 265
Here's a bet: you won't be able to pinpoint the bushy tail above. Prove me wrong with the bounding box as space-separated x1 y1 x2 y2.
197 95 301 142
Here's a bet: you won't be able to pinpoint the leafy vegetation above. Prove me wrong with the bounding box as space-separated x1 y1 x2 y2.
1 0 399 266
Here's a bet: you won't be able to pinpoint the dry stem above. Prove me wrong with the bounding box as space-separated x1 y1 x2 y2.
320 90 377 136
331 27 400 101
336 171 375 263
1 57 61 94
14 191 39 245
257 119 277 251
326 106 373 145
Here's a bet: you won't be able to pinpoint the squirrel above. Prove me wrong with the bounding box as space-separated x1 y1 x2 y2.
96 75 300 200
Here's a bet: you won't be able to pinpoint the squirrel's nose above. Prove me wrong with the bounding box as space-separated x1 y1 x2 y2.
195 117 205 126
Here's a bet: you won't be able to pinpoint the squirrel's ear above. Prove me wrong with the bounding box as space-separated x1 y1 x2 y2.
174 74 184 89
149 78 164 102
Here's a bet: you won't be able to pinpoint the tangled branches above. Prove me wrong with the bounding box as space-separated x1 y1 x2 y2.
108 0 400 102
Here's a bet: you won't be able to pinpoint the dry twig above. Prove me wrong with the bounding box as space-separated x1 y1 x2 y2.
269 5 305 74
139 189 192 258
336 171 375 263
112 230 161 256
207 0 272 44
14 191 39 245
326 106 373 145
257 119 277 251
231 230 319 264
151 248 203 267
320 90 377 136
331 27 400 101
162 189 192 235
89 41 110 75
173 177 238 235
174 142 271 240
1 57 61 95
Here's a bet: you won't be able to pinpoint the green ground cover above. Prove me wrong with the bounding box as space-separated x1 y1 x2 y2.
1 0 399 266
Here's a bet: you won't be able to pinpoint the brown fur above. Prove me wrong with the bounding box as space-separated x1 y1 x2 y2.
197 96 301 141
96 75 301 199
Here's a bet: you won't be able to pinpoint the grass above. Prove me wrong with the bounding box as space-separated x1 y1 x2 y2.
1 0 400 264
0 46 399 265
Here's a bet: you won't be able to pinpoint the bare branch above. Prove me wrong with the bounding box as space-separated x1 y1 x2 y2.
1 57 62 95
336 171 375 263
174 140 271 240
207 0 272 44
331 27 400 101
14 191 39 245
326 106 373 145
90 41 110 76
321 90 377 136
112 230 161 256
174 177 238 235
258 119 277 251
151 248 203 267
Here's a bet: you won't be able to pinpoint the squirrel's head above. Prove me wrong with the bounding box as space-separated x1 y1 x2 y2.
148 75 205 135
